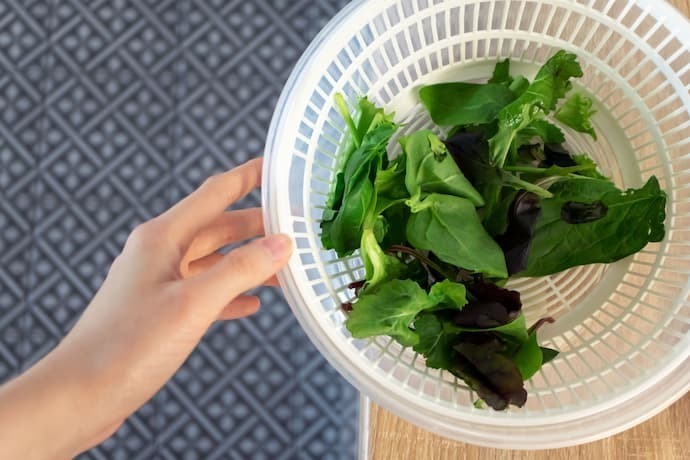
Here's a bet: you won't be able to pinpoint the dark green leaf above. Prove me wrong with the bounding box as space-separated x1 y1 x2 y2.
375 153 409 214
489 58 512 85
514 119 566 148
379 202 411 249
522 176 667 277
402 130 484 206
322 96 398 255
481 186 520 236
513 332 543 379
412 314 458 369
540 347 559 364
322 123 398 255
406 194 508 278
419 82 515 127
489 51 584 167
345 279 430 346
556 92 597 140
509 75 529 97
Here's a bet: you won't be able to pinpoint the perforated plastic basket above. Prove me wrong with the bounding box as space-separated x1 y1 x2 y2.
263 0 690 448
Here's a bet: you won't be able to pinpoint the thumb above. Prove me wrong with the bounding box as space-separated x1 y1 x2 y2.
187 233 293 311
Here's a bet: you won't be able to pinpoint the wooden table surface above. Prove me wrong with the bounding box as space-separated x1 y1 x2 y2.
368 1 690 458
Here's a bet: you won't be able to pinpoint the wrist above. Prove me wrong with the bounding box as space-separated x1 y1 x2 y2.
0 348 103 459
44 338 125 453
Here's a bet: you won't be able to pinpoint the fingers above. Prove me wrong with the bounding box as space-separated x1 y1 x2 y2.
265 275 279 287
186 233 292 311
183 253 224 278
160 158 263 249
217 295 261 320
183 255 283 286
184 208 264 261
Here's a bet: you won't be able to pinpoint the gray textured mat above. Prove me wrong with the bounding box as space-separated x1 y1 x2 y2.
0 1 357 458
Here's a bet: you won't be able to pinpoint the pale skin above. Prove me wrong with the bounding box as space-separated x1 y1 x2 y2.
0 158 293 459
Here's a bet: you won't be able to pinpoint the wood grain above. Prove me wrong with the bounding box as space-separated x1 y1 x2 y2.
369 394 690 460
673 0 690 15
368 1 690 458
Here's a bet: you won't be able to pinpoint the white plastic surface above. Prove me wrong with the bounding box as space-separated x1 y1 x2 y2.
263 0 690 449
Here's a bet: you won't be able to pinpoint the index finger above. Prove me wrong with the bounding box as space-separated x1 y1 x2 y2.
160 158 263 247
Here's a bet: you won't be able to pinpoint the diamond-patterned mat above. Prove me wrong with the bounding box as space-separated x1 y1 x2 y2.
0 1 358 458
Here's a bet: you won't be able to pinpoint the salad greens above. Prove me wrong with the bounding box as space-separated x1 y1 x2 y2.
319 51 667 410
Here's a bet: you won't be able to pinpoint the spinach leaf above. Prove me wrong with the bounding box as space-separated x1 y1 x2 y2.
402 130 484 206
325 96 395 217
561 201 608 223
413 314 458 369
556 92 597 140
522 176 667 277
540 347 559 364
489 58 512 86
379 202 411 249
419 83 515 127
374 153 409 214
345 279 430 346
488 59 529 98
445 130 551 236
514 119 566 147
509 76 530 98
406 193 508 278
322 123 397 255
513 331 543 380
488 51 583 167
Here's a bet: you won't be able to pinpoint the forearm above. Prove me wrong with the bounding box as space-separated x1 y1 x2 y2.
0 349 105 459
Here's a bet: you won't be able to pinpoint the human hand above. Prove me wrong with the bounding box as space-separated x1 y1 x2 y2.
0 158 293 459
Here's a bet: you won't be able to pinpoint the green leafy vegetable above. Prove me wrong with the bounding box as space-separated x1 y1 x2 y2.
322 123 397 255
556 92 597 140
522 176 666 276
450 313 529 344
572 154 607 179
346 279 430 346
419 83 515 127
402 130 484 206
324 49 667 411
489 51 583 167
508 76 530 97
540 347 559 364
489 58 512 86
413 314 457 369
513 332 543 380
360 224 408 289
374 154 409 213
406 193 508 278
514 119 566 147
428 279 468 310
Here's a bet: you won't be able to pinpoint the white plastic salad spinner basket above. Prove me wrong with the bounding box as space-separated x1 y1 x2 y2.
263 0 690 449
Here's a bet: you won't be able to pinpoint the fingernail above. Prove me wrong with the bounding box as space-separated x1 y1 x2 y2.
262 234 292 263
